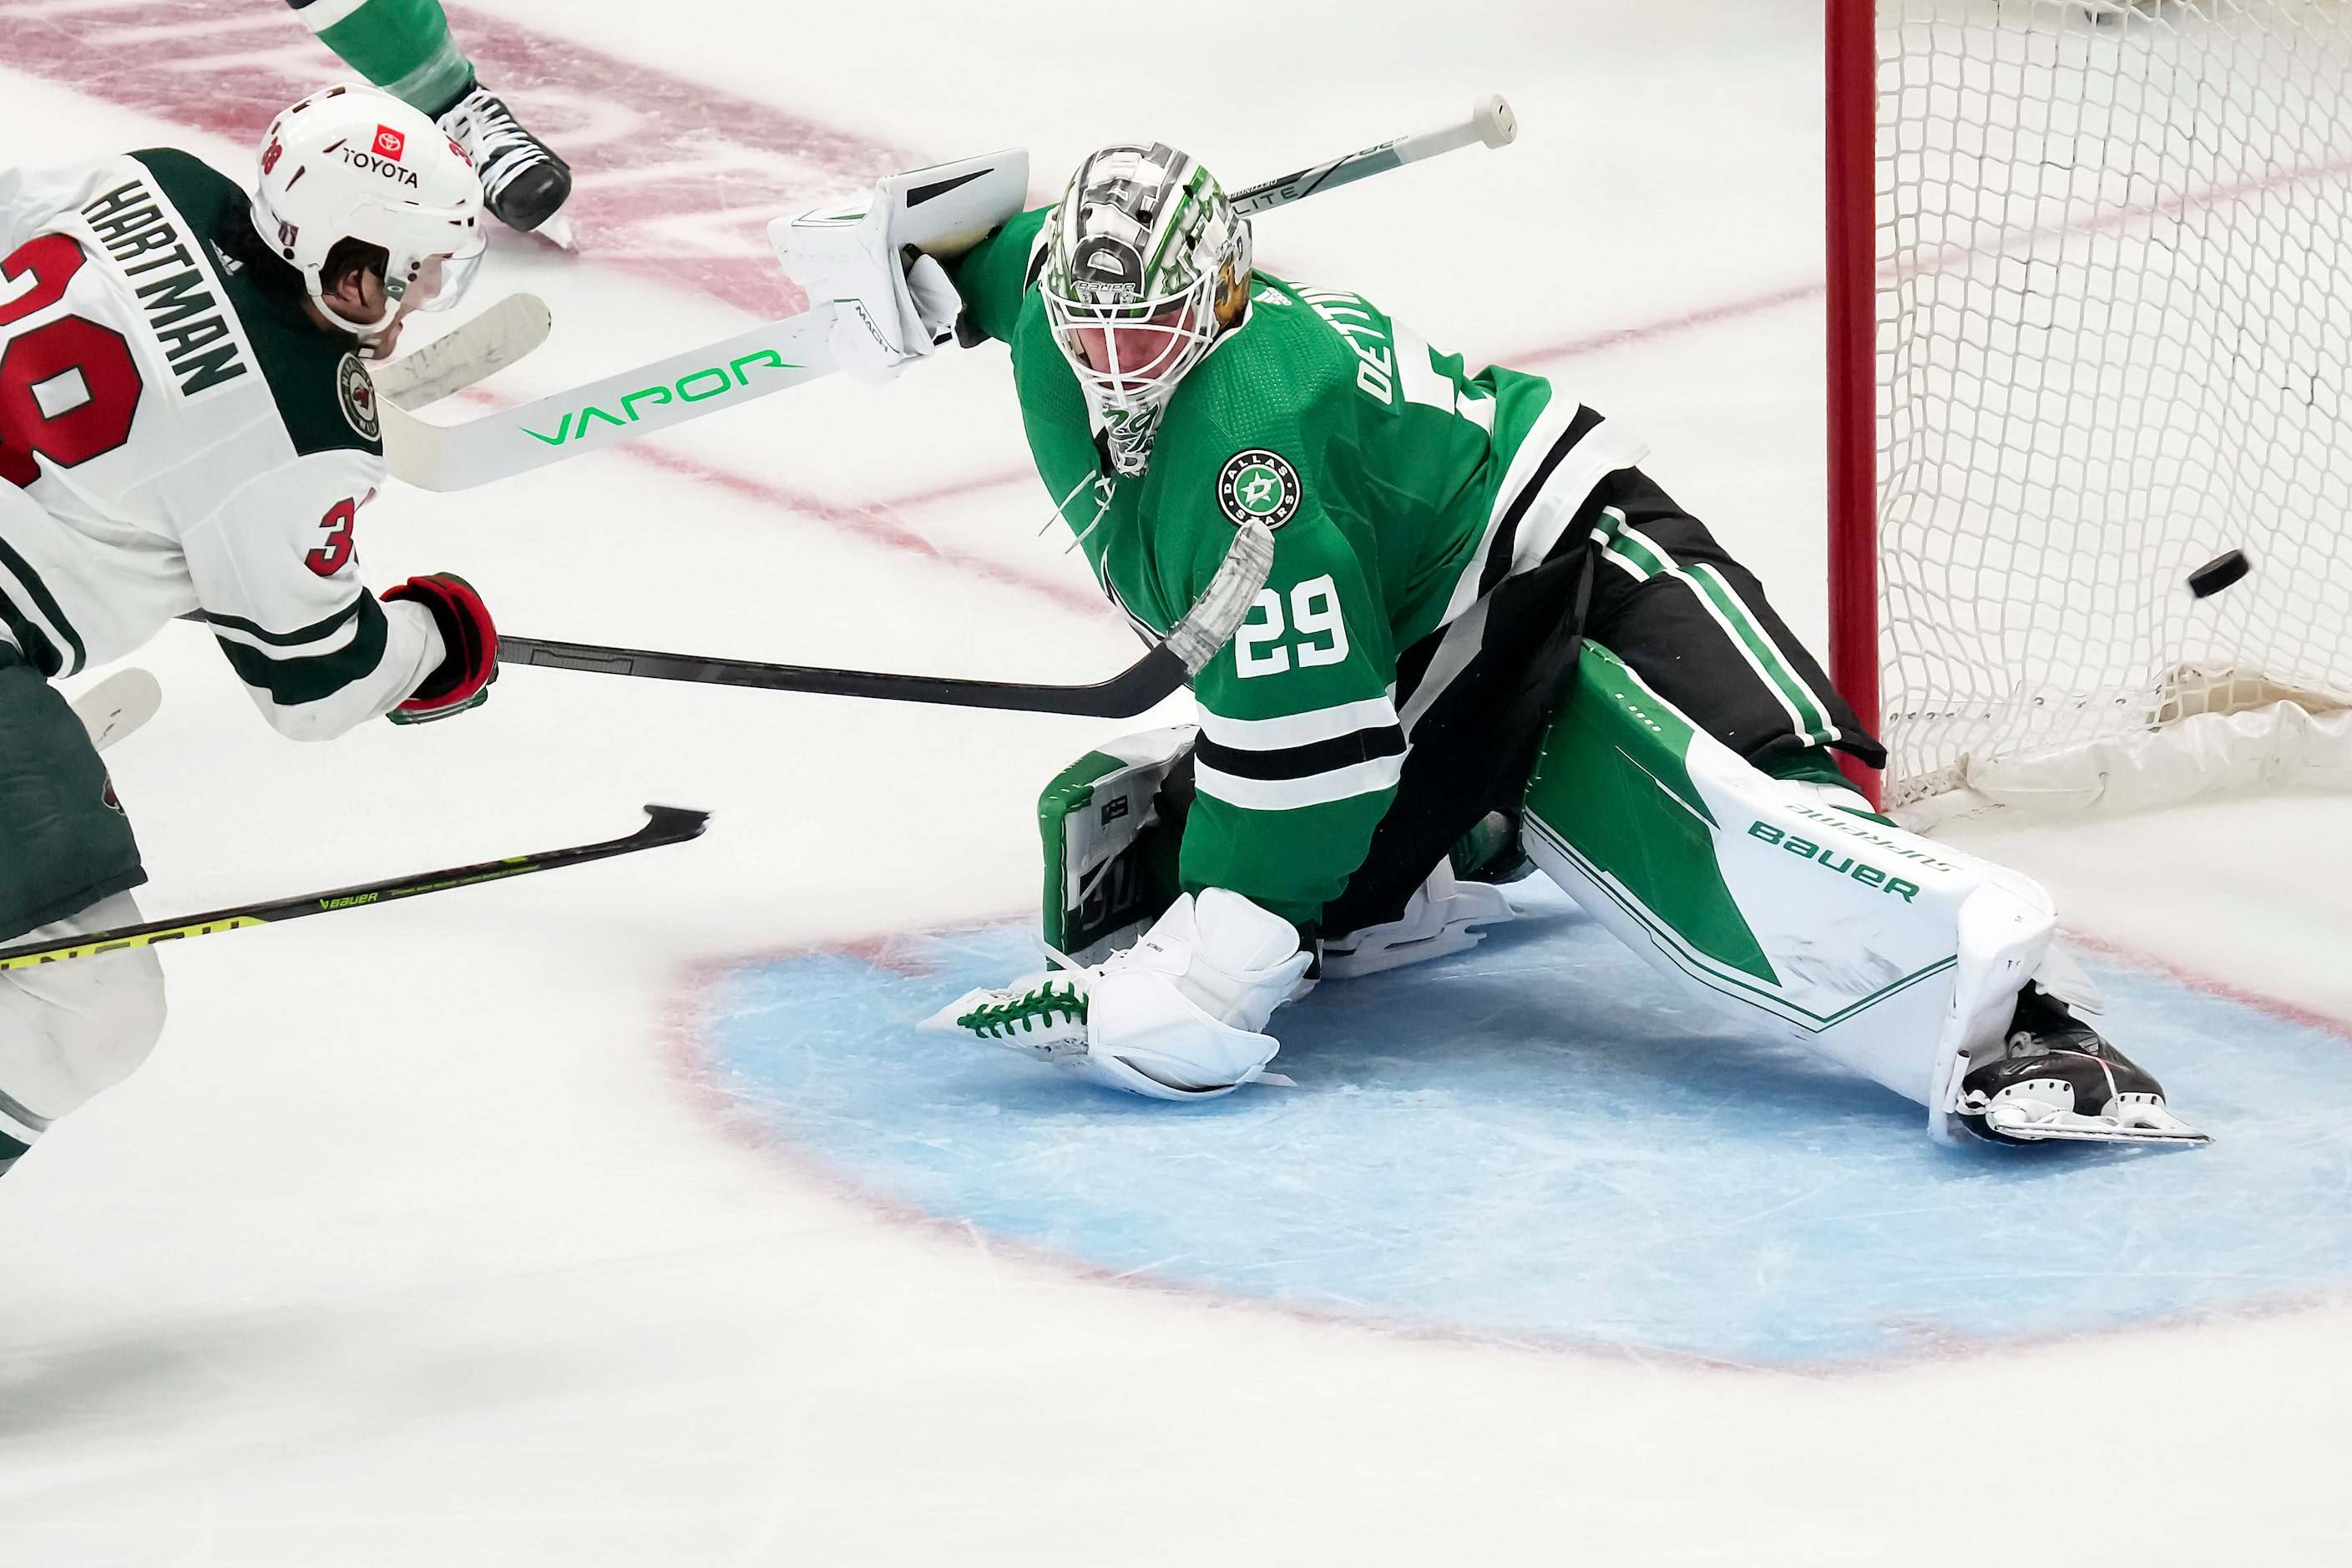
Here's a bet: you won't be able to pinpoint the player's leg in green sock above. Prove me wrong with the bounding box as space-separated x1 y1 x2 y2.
284 0 574 233
285 0 476 118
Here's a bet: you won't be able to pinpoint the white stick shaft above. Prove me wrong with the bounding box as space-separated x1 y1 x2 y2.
384 312 834 491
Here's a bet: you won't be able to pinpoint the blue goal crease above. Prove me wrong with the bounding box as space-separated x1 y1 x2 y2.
695 892 2352 1368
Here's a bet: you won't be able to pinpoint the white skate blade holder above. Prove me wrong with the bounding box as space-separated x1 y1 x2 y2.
1982 1100 2213 1146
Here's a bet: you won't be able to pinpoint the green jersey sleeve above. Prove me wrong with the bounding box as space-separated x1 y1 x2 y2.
947 205 1052 348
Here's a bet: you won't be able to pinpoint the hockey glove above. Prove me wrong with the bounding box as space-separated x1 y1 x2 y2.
922 889 1313 1100
771 199 964 384
382 572 497 723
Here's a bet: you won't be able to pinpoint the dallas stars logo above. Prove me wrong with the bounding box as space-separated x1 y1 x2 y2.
1216 448 1301 529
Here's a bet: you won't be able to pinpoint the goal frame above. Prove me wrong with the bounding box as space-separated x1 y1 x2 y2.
1824 0 1883 809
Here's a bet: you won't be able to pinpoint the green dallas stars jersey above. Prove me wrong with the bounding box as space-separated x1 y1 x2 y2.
953 207 1648 927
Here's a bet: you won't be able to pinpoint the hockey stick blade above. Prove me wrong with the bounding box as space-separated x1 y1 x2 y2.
71 666 162 752
372 293 554 411
382 102 1515 489
501 635 1188 719
0 806 710 971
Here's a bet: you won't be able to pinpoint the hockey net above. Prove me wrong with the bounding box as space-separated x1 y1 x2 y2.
1832 0 2352 819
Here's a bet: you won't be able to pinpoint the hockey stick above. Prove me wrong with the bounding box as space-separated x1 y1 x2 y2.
1227 94 1518 216
501 519 1276 717
71 667 161 752
371 292 553 411
501 634 1189 718
0 805 709 971
382 97 1518 491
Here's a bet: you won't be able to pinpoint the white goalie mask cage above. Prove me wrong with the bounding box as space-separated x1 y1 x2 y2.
249 83 488 331
1042 143 1252 474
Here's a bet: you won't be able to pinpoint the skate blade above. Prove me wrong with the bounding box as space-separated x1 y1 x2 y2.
530 211 577 250
1985 1103 2213 1146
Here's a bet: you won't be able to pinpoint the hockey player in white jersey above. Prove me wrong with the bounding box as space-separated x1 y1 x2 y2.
0 83 500 1176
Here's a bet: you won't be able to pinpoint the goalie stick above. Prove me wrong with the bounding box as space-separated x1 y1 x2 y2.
382 96 1520 491
502 519 1276 717
0 806 709 972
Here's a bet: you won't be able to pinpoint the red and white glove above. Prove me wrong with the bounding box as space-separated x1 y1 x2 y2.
382 572 496 723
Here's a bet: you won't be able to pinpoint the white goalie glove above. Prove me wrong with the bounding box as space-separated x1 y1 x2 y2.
771 196 964 385
923 889 1314 1100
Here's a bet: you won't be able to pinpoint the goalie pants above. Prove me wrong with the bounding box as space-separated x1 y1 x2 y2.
0 644 165 1173
1324 465 1882 936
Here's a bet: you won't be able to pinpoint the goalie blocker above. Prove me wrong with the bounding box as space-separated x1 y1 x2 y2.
1020 644 2204 1145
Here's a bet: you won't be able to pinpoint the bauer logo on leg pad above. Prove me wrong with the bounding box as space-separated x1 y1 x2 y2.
1217 449 1301 529
1748 822 1920 902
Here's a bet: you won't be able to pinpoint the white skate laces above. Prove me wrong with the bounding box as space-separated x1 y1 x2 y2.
438 85 571 233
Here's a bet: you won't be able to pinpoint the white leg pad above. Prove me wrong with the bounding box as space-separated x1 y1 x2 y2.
0 892 168 1143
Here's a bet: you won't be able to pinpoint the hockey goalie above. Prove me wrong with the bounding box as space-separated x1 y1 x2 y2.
776 141 2208 1149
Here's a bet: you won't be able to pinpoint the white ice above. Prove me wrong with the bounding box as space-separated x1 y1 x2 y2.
3 3 2349 1560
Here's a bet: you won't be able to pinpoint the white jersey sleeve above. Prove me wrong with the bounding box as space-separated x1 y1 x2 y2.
0 147 442 738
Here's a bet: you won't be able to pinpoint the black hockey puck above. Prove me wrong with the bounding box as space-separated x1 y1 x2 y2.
2188 549 2250 599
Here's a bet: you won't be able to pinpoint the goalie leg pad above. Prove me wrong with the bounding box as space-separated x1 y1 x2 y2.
1038 726 1195 966
0 890 167 1163
1520 645 2058 1127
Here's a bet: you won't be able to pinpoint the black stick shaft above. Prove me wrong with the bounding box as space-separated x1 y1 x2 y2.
498 635 1188 720
0 806 710 971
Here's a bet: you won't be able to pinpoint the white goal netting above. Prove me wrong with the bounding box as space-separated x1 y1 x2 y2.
1875 0 2352 812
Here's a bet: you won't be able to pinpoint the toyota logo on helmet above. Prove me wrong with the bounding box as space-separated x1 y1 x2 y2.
247 83 488 332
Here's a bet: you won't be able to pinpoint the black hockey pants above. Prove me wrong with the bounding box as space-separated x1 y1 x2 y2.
0 641 146 943
1318 465 1882 937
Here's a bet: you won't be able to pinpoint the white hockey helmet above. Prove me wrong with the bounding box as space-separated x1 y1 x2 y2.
1043 143 1252 475
250 83 487 331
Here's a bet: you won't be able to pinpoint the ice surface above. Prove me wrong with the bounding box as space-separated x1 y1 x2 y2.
3 1 2349 1560
702 888 2340 1366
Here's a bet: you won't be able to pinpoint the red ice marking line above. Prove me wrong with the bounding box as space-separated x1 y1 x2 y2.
428 377 1111 619
623 445 1111 620
2060 928 2352 1046
3 0 918 320
1506 281 1825 368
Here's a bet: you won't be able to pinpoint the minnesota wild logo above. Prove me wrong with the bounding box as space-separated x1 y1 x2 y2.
1216 448 1301 529
336 353 380 442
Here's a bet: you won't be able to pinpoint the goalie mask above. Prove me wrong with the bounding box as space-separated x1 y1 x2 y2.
1043 143 1252 477
250 83 487 332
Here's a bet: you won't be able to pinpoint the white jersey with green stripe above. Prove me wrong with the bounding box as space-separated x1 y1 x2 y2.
953 208 1648 925
0 149 441 737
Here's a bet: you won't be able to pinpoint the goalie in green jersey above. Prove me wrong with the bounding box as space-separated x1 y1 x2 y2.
790 142 2206 1146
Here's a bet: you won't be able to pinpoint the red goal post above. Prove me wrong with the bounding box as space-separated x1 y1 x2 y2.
1824 0 2352 822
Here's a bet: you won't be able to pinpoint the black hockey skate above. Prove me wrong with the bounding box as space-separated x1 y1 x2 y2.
438 82 573 235
1956 984 2209 1146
